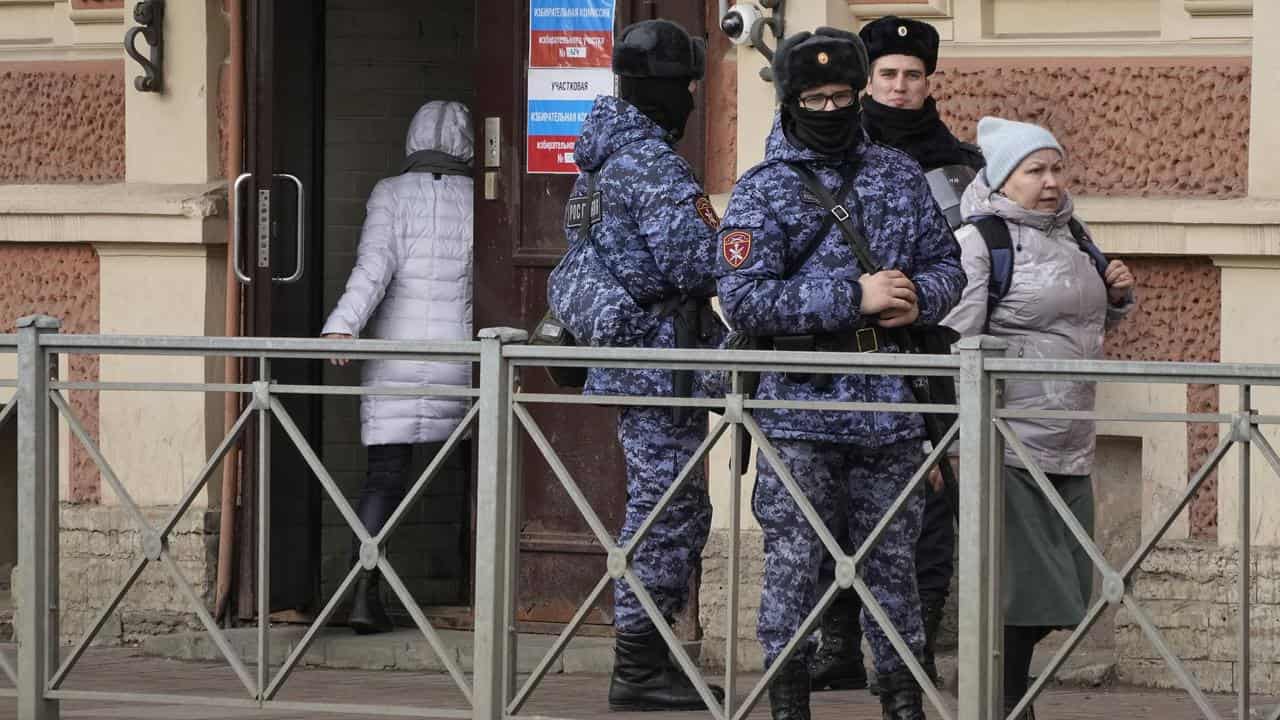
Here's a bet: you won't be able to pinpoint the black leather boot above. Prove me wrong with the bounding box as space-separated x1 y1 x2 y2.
809 592 867 691
921 598 946 685
348 571 393 635
767 658 811 720
877 668 925 720
608 629 724 711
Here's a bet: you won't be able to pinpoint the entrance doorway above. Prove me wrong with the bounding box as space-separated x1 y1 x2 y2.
235 0 710 635
234 0 477 624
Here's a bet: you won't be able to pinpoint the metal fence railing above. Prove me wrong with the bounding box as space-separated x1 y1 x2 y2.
0 332 16 700
6 314 1280 720
10 316 482 719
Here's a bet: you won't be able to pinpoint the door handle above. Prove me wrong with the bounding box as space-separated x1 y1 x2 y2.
272 172 305 284
231 172 252 285
230 172 306 285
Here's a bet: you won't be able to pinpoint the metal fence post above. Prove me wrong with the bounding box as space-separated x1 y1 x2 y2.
473 327 527 720
255 357 271 700
16 315 61 720
956 336 1007 720
1237 384 1253 720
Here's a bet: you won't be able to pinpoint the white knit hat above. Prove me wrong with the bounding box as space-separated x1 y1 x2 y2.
976 116 1064 192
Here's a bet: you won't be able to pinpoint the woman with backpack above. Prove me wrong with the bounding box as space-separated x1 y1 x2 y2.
940 117 1135 719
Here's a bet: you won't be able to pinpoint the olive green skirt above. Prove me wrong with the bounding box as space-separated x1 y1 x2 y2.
1002 465 1095 627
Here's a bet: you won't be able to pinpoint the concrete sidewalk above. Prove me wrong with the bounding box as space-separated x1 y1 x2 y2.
0 645 1272 720
137 625 1119 689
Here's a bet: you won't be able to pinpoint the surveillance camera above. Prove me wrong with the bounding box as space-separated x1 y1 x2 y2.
721 3 762 46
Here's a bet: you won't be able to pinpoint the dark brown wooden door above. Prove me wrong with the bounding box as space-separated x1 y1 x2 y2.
472 0 707 632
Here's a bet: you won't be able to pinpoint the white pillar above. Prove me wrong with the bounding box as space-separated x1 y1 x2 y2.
125 0 228 184
1249 1 1277 197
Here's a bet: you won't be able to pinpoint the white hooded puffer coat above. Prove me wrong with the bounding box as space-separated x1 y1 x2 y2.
322 101 474 446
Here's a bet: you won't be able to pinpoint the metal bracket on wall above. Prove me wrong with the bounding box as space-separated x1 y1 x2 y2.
751 0 785 82
124 0 165 93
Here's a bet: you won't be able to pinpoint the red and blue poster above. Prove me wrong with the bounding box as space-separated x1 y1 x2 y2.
527 0 617 174
530 0 615 67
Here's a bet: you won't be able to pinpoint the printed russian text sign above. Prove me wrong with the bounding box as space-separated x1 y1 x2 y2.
527 0 616 174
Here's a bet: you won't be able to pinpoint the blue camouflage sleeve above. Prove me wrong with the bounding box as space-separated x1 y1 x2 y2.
907 172 966 326
632 150 720 296
715 180 864 336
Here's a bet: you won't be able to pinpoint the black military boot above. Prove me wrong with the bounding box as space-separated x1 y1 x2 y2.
877 668 925 720
809 593 867 691
608 629 725 711
767 658 812 720
348 571 393 635
921 598 946 686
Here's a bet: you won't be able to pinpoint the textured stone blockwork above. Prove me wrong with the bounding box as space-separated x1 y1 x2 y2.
0 244 101 502
932 59 1250 198
56 504 218 645
0 61 126 183
1103 257 1222 539
698 528 766 671
1118 542 1280 693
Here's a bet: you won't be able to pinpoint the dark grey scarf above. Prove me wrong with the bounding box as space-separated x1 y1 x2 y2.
400 150 472 177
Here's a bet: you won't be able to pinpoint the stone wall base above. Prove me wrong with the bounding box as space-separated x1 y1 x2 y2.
12 503 218 646
1118 541 1280 694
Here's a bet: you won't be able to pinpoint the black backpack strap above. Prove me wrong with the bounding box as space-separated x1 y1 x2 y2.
782 162 861 277
783 161 880 274
1068 217 1110 278
970 215 1014 327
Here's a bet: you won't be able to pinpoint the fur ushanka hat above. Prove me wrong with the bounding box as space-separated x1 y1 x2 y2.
771 27 870 103
612 19 706 80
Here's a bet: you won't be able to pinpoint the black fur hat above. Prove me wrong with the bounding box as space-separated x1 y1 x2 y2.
771 27 869 103
613 19 706 80
859 16 939 75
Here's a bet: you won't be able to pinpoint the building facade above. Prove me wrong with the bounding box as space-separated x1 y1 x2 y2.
0 0 1276 692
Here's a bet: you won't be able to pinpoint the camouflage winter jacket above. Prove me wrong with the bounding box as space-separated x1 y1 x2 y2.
549 95 725 398
716 118 965 446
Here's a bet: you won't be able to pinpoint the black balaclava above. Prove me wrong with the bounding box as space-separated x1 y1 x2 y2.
620 76 695 143
782 101 862 155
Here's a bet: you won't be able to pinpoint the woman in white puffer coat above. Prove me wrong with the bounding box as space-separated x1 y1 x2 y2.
321 100 473 634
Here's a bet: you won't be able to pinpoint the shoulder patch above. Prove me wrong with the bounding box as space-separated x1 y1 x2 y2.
695 195 721 230
722 230 753 269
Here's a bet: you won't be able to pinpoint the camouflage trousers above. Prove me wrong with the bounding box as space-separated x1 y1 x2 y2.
754 438 925 674
614 406 713 634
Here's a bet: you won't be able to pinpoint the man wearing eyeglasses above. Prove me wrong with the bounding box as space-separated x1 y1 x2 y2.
715 27 964 720
810 16 984 697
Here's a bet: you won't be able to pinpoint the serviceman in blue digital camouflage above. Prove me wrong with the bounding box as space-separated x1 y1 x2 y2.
546 18 726 713
715 27 965 720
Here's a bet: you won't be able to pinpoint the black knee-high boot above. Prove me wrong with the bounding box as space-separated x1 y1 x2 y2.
348 444 412 635
1003 625 1048 720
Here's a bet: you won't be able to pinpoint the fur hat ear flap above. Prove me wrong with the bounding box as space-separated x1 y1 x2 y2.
690 36 706 80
